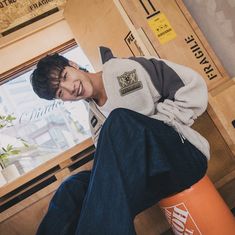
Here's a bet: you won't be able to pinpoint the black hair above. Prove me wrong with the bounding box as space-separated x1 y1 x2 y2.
30 53 69 100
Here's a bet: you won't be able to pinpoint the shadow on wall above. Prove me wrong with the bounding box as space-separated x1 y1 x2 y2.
183 0 235 78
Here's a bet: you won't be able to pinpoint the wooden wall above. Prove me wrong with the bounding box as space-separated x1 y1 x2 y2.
0 1 234 235
63 0 142 71
64 0 235 189
63 0 235 233
0 12 74 76
0 139 95 235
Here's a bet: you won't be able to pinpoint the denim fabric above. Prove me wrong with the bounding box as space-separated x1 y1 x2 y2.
36 171 91 235
36 108 207 235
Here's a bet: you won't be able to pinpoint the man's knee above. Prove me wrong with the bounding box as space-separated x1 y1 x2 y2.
108 108 132 120
59 171 91 193
106 108 152 127
103 108 135 130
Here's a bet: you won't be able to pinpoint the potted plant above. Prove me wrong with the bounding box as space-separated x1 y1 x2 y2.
0 144 21 182
0 114 24 184
0 165 7 186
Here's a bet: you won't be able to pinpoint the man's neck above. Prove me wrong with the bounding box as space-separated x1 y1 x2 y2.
90 71 107 106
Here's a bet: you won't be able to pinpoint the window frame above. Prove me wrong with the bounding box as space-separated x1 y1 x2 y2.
0 39 94 200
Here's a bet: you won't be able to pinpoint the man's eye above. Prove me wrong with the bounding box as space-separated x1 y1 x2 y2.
63 72 67 81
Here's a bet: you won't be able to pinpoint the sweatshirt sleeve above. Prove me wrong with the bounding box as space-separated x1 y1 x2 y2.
147 57 208 126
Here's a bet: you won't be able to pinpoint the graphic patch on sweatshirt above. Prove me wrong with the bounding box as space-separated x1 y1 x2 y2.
117 69 143 96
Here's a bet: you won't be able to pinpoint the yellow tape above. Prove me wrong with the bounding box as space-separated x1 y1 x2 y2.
147 13 176 44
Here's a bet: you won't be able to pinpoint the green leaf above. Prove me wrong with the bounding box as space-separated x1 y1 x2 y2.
6 144 13 151
10 150 20 155
6 115 16 121
23 142 29 148
18 138 29 148
0 153 8 159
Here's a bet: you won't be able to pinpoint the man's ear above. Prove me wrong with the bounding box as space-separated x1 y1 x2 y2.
69 60 80 70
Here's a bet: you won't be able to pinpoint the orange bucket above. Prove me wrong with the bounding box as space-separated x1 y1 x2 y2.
158 175 235 235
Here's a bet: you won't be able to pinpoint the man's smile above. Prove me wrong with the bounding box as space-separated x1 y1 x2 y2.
76 81 83 97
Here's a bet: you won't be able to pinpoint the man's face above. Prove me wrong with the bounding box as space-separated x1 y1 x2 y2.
55 66 93 101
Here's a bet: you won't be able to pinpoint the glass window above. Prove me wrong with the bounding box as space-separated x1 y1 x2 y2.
0 45 93 176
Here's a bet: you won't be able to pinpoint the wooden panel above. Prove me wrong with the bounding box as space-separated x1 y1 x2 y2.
218 172 235 209
0 196 169 235
117 0 229 91
114 0 235 188
0 142 95 222
64 0 136 71
0 155 171 235
63 2 235 234
208 78 235 156
0 160 93 235
0 180 59 225
0 0 66 36
1 2 233 235
192 112 235 183
135 204 170 235
0 193 54 235
0 138 93 198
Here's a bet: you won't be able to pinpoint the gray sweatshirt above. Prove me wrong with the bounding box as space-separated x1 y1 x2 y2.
88 47 210 160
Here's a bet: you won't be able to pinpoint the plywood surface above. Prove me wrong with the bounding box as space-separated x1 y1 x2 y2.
208 79 235 155
64 0 133 71
118 0 229 91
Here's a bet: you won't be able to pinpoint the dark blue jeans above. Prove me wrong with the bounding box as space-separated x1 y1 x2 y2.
36 108 207 235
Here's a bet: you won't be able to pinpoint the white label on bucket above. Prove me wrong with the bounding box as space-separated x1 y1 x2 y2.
162 203 202 235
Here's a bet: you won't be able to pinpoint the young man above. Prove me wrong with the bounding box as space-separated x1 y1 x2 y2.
31 47 209 235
